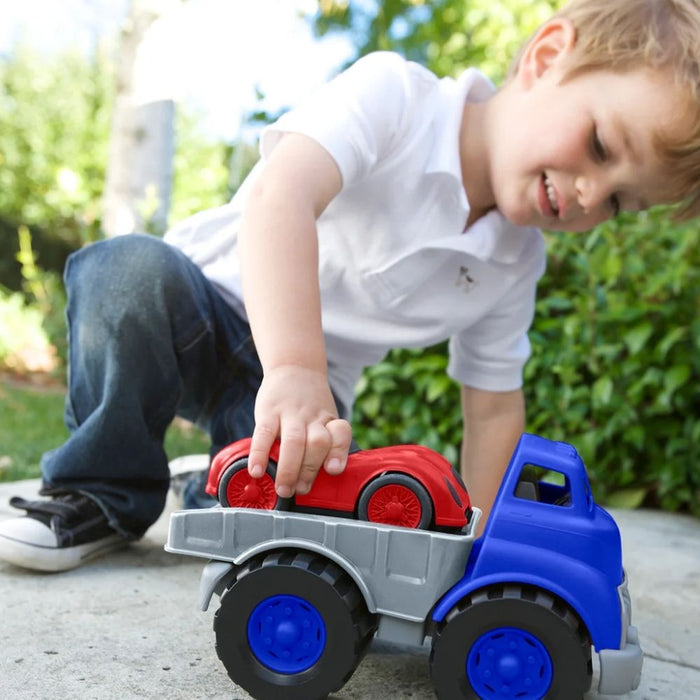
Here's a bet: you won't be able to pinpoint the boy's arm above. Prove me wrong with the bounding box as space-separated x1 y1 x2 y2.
460 385 525 532
239 133 351 498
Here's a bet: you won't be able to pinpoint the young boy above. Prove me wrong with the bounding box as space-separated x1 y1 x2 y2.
1 0 698 572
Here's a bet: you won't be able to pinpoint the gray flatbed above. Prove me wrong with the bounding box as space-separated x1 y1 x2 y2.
166 507 480 645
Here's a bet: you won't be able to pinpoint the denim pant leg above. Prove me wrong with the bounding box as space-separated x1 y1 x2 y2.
41 234 262 538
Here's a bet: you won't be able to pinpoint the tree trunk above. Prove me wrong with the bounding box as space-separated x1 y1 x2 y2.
102 0 182 237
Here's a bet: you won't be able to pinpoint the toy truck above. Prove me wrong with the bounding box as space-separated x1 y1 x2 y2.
165 433 643 699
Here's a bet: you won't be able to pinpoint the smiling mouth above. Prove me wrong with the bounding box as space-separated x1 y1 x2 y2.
543 174 560 216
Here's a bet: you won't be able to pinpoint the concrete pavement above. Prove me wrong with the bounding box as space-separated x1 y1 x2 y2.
1 467 698 699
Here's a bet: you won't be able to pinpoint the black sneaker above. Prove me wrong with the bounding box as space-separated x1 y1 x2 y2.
0 492 127 572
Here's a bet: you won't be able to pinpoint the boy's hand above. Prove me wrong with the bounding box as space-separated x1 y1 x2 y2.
248 365 352 498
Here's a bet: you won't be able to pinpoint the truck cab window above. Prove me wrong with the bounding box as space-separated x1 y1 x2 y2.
514 464 572 507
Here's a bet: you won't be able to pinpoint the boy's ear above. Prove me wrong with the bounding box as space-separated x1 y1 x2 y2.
517 18 576 89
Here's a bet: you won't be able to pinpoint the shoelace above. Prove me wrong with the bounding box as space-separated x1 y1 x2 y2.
9 494 94 523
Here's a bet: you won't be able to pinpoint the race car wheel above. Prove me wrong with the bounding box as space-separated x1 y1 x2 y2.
357 473 433 529
430 583 592 699
217 457 279 509
214 549 377 700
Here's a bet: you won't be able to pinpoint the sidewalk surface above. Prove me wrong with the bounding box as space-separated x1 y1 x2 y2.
1 468 699 699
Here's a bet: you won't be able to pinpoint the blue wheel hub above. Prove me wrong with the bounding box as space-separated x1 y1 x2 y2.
247 594 327 674
466 626 553 698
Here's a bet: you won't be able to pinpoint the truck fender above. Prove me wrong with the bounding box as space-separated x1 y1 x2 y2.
432 570 616 651
200 560 236 611
197 539 377 614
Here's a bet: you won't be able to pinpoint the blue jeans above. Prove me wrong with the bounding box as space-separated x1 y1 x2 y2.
40 234 265 539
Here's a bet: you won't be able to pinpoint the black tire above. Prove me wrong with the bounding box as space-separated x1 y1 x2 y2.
430 584 592 699
214 550 377 700
217 457 282 509
357 473 434 529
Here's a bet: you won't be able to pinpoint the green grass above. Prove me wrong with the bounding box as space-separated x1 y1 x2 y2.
0 379 211 482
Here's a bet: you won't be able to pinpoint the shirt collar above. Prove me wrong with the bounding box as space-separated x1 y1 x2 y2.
425 67 496 181
427 210 537 264
464 211 540 264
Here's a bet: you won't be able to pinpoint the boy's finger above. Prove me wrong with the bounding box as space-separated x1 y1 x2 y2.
323 418 353 475
275 422 307 498
248 420 280 480
294 423 333 495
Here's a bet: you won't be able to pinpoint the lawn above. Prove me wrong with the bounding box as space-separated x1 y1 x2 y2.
0 378 211 482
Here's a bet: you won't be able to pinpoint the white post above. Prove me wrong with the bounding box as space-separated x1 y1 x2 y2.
102 0 182 237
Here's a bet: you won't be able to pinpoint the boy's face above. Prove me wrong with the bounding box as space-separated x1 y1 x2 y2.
483 21 688 232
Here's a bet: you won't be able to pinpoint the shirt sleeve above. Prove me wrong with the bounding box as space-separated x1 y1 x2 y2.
259 51 435 187
447 232 547 392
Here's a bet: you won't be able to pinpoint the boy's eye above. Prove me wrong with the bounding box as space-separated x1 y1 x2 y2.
610 194 621 216
592 128 608 161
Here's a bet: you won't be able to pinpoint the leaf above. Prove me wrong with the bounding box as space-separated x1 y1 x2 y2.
426 375 453 402
592 376 613 407
656 327 688 361
602 250 622 281
542 295 574 312
622 426 645 450
605 488 647 509
663 365 691 395
623 323 653 356
360 395 381 419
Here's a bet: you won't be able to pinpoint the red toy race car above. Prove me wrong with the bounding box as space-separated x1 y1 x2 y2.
205 438 471 532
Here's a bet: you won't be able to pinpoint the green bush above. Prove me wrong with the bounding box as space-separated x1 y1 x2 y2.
0 43 114 250
526 209 699 514
353 346 462 467
0 288 56 373
353 208 700 516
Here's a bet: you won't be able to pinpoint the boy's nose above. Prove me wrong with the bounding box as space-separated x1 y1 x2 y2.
575 175 608 214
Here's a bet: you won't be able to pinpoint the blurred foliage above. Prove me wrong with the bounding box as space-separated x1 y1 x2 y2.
0 288 55 374
354 347 462 467
0 42 113 248
0 380 68 482
0 41 112 307
0 227 65 374
170 106 236 227
15 225 66 367
525 212 700 514
310 0 561 81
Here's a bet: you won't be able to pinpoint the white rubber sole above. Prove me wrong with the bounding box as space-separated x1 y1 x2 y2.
0 532 127 572
168 454 210 477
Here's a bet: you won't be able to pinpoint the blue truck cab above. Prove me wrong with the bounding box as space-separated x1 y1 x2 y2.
431 433 642 697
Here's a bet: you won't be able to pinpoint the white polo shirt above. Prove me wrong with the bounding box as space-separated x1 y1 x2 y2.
164 52 546 412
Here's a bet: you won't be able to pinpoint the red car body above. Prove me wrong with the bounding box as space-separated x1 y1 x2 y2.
205 438 471 530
